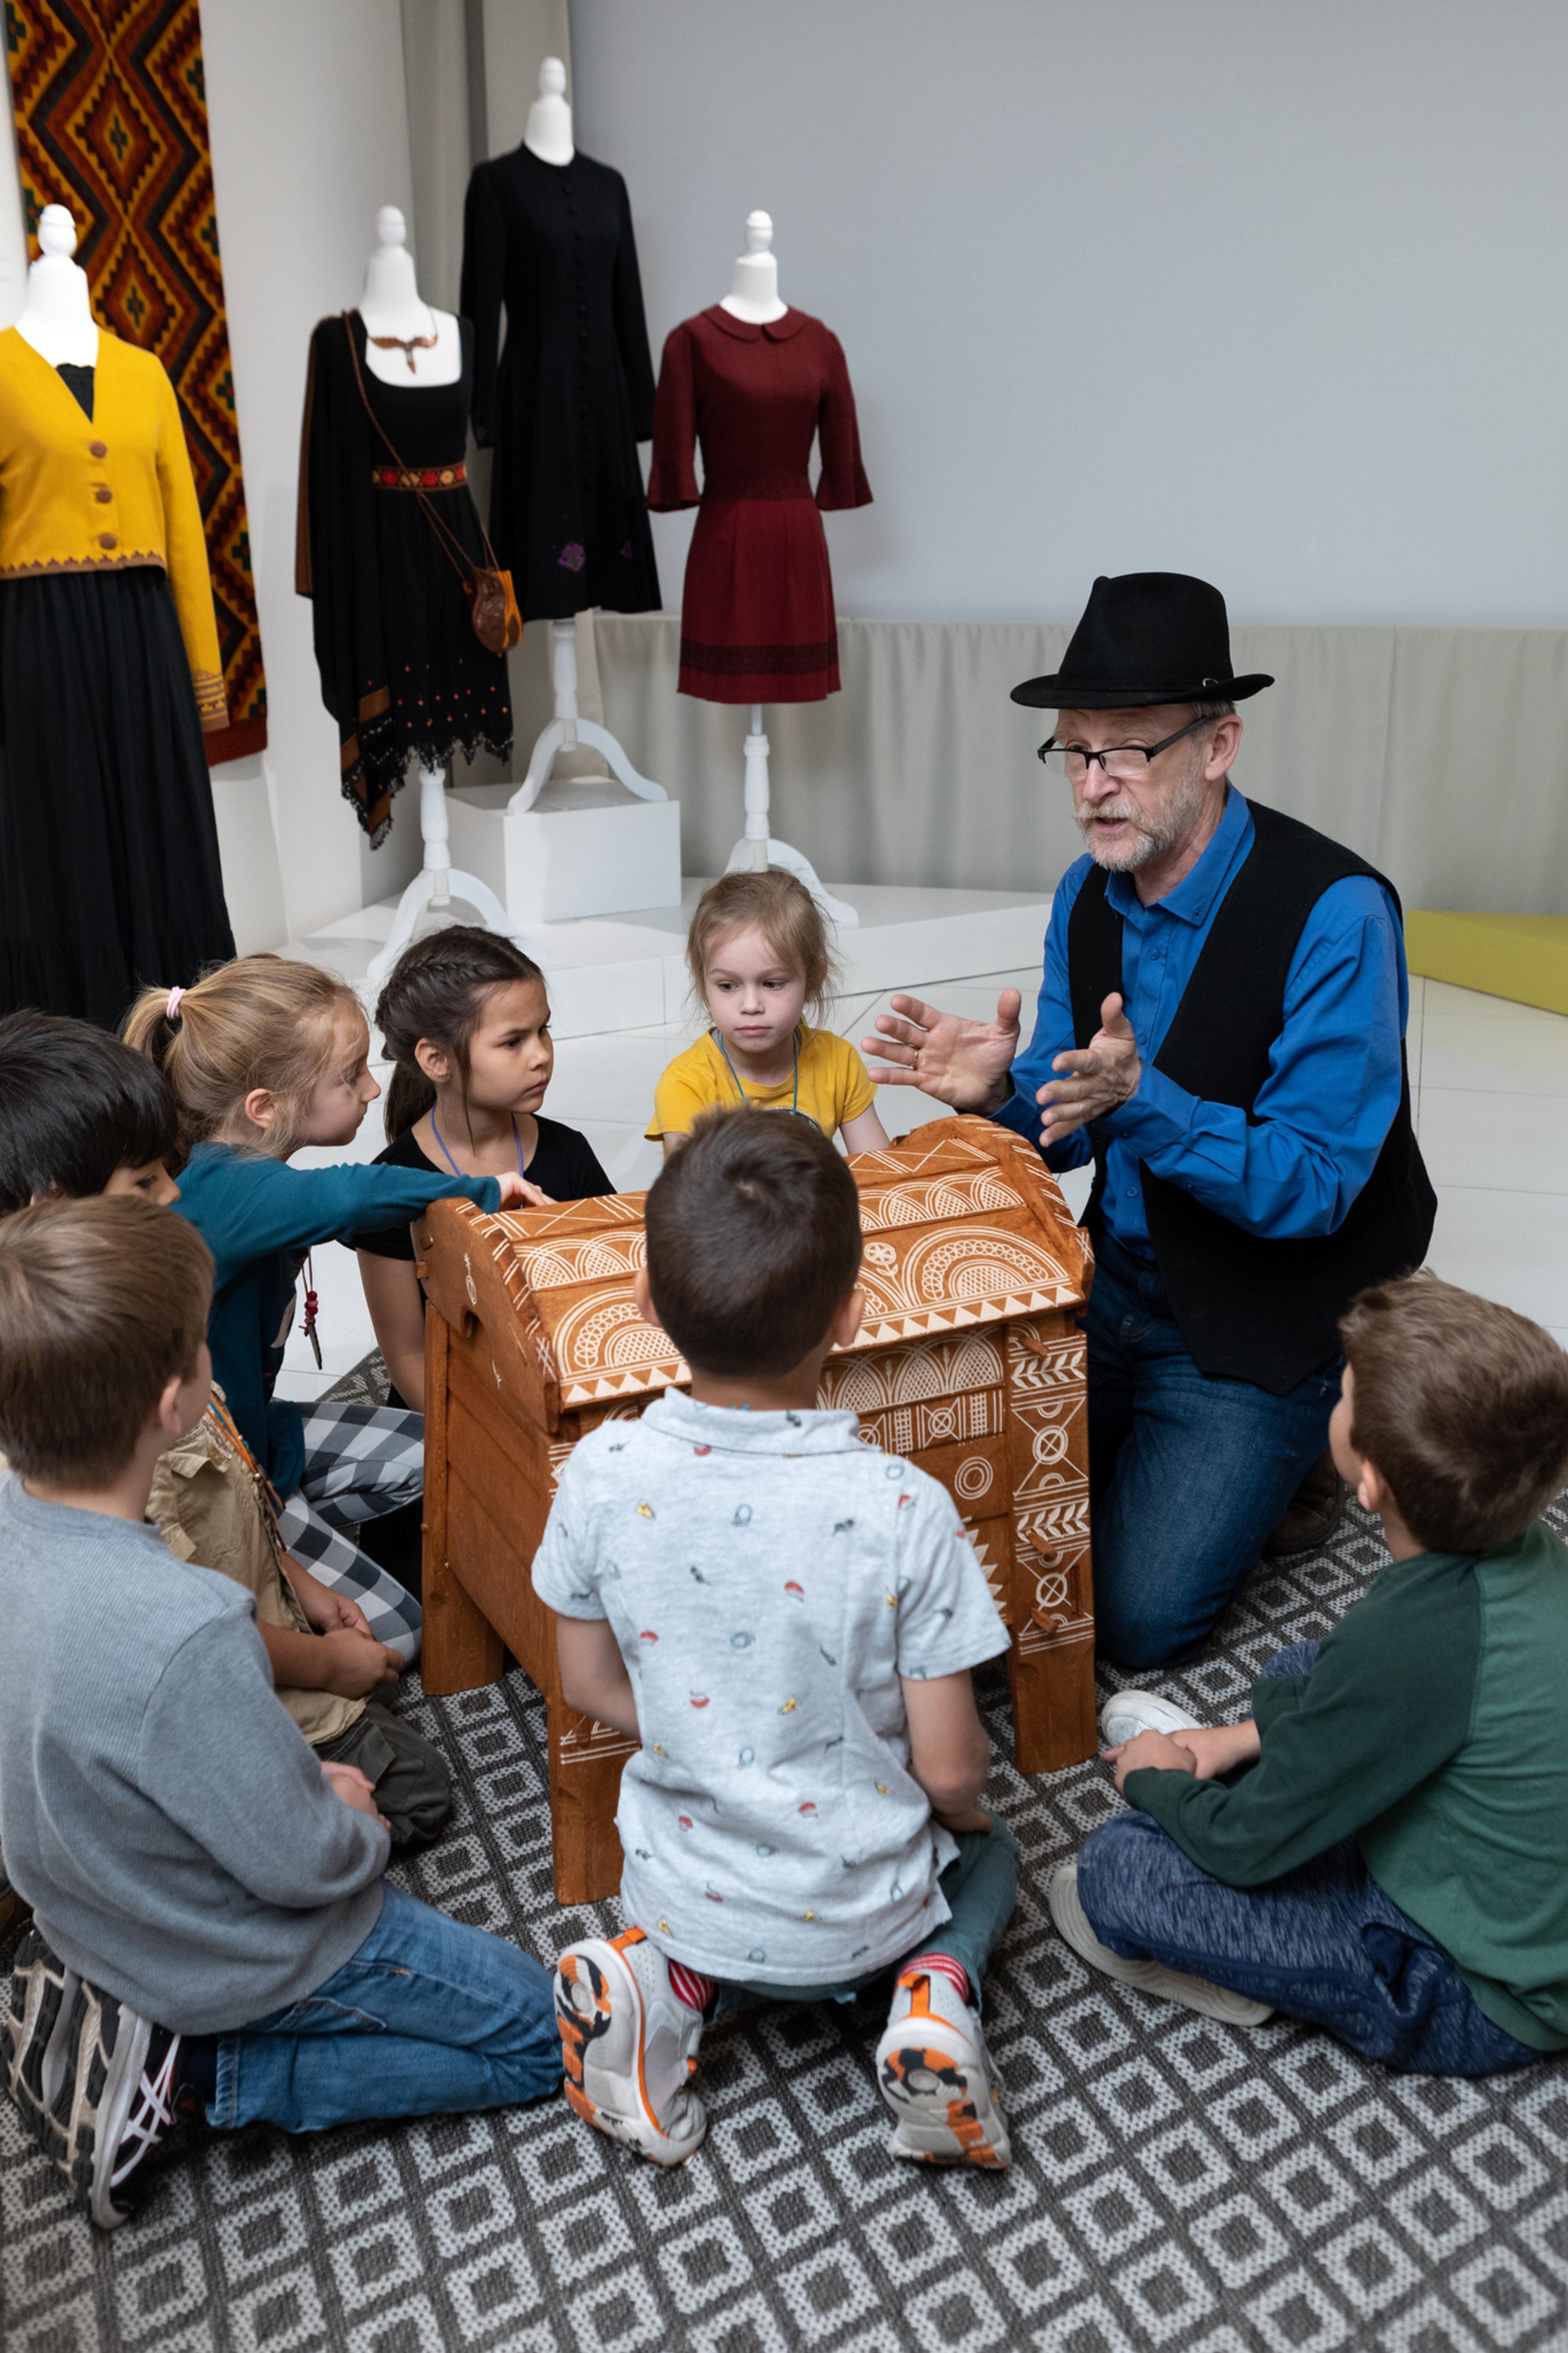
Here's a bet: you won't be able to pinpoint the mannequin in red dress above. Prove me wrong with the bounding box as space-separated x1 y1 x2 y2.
648 214 871 923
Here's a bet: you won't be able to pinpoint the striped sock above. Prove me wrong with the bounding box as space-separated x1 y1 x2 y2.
902 1952 972 2007
666 1960 715 2014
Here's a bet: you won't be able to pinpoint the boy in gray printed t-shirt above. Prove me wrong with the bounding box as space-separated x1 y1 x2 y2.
535 1107 1020 2171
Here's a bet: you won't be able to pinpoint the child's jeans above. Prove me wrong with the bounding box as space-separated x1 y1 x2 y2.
276 1404 425 1662
1076 1644 1542 2076
208 1887 561 2133
706 1817 1020 2018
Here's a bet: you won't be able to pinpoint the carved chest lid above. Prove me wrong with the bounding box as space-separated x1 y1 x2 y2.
421 1116 1092 1425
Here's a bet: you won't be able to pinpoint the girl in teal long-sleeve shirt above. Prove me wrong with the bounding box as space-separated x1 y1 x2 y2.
126 955 532 1659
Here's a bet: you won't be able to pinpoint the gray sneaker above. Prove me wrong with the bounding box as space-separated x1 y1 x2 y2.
3 1929 189 2228
1099 1689 1203 1749
1047 1862 1274 2027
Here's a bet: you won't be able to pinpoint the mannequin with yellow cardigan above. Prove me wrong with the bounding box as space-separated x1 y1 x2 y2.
0 205 234 1030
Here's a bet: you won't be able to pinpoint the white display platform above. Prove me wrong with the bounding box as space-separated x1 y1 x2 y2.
287 877 1054 1042
445 777 683 925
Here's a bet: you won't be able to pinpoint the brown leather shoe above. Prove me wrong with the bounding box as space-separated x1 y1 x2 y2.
1264 1449 1348 1556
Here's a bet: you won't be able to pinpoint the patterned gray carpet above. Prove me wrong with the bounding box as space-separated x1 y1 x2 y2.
2 1374 1566 2352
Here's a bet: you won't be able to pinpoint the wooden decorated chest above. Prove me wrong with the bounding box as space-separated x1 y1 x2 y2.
416 1116 1097 1901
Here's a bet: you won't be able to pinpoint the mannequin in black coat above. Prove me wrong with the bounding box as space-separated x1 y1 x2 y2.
460 124 661 625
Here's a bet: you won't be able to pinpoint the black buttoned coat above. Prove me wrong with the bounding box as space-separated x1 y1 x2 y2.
460 143 661 622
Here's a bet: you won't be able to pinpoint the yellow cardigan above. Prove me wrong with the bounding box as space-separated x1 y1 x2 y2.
0 326 225 730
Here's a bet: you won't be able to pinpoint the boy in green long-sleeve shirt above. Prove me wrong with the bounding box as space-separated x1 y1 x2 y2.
1049 1271 1568 2075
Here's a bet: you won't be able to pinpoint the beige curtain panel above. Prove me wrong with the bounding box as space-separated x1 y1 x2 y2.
593 616 1568 914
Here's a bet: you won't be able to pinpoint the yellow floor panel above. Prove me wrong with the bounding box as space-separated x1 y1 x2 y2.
1406 910 1568 1016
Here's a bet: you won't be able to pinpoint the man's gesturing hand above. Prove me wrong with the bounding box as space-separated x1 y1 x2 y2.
1036 992 1141 1147
862 990 1022 1114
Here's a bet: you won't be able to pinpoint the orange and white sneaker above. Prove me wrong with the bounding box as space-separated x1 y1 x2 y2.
874 1966 1011 2169
553 1929 707 2167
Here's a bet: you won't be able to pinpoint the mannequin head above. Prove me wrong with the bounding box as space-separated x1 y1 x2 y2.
525 56 574 165
36 204 80 265
723 210 787 324
362 204 420 313
17 200 96 353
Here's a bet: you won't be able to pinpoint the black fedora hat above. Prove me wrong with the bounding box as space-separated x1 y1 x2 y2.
1011 572 1272 711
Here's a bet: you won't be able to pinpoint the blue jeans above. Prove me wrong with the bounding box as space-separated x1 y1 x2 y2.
1076 1644 1542 2076
210 1887 562 2133
708 1819 1020 2018
1085 1229 1343 1667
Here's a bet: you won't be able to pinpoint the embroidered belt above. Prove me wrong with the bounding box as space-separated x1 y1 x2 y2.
372 462 467 491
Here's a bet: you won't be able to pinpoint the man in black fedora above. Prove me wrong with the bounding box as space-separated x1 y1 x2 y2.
865 573 1435 1668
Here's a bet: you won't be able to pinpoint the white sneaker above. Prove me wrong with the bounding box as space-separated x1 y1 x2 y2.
874 1966 1011 2169
1047 1862 1274 2026
1100 1688 1203 1749
554 1929 707 2166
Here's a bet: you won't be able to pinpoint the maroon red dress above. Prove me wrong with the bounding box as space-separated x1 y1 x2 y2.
647 306 871 704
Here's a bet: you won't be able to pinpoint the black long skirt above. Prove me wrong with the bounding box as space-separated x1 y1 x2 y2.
0 566 236 1031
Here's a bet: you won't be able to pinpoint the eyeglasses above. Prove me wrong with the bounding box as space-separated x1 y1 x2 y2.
1036 716 1210 783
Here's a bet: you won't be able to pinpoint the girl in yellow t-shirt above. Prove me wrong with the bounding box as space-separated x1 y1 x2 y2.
647 870 891 1157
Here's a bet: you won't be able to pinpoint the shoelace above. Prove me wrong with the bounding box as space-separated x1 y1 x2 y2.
109 2035 183 2187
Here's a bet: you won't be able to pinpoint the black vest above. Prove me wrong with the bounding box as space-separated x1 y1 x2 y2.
1068 799 1437 1394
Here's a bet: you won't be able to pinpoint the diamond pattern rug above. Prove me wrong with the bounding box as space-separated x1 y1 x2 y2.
3 1453 1566 2350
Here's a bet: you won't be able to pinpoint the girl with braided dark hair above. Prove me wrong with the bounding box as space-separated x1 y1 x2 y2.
353 926 611 1409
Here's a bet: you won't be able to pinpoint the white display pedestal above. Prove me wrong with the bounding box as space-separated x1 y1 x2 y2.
290 878 1055 1046
511 617 664 814
447 776 683 926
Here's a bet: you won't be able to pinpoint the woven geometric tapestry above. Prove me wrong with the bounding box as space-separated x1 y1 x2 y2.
7 0 266 765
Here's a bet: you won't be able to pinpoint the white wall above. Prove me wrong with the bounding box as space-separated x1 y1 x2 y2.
571 0 1568 631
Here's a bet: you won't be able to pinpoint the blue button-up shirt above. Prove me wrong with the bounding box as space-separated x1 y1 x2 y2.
995 787 1409 1255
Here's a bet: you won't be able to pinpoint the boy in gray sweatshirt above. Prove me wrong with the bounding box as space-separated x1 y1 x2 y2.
0 1195 559 2230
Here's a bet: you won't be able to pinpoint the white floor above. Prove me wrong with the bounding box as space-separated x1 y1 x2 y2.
276 935 1568 1405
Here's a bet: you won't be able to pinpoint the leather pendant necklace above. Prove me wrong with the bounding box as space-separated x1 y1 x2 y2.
369 329 438 374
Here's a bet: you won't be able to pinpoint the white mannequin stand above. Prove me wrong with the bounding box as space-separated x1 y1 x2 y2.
16 204 98 365
508 614 665 813
357 208 532 984
508 61 664 819
716 213 856 926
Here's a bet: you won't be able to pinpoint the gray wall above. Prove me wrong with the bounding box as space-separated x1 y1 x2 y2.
572 0 1568 631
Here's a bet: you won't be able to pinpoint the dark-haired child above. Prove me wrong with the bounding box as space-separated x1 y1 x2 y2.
0 1008 450 1849
0 1196 559 2231
0 1008 180 1210
536 1107 1018 2169
353 927 610 1410
1053 1272 1568 2074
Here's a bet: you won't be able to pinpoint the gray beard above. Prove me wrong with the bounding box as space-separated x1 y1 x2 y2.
1076 764 1210 871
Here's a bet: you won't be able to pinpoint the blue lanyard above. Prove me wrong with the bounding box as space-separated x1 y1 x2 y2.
710 1031 821 1131
713 1026 800 1118
428 1111 526 1178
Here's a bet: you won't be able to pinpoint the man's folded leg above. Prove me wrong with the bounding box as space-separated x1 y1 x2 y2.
210 1887 562 2133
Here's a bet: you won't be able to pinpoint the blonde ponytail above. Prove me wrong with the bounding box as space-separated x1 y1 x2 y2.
123 955 363 1161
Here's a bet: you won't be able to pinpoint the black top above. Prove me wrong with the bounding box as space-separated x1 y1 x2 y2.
352 1115 613 1261
1068 799 1437 1395
296 312 513 847
56 363 94 420
459 143 660 621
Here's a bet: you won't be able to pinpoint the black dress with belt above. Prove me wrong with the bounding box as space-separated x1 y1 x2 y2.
0 363 235 1031
296 312 514 846
460 144 660 622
